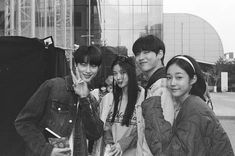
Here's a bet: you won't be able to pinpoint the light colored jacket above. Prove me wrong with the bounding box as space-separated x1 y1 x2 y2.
145 77 175 126
92 87 152 156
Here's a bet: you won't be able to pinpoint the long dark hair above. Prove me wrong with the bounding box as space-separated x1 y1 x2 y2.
166 55 206 101
111 55 139 126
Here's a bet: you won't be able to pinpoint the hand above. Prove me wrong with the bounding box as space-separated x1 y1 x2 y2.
71 66 89 97
109 143 122 156
50 147 71 156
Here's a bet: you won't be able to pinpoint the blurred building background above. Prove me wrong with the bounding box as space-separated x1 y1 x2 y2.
163 13 223 64
0 0 164 86
0 0 225 62
0 0 163 52
0 0 230 89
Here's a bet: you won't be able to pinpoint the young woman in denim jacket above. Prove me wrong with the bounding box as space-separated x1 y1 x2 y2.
142 55 234 156
93 55 152 156
15 45 103 156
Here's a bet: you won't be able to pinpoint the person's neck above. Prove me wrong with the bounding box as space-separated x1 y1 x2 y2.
176 94 190 104
122 86 128 95
146 64 163 78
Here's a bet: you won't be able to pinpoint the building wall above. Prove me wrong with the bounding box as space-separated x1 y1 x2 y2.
163 13 224 64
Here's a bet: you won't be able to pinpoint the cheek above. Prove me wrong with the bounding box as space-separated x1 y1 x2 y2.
166 80 171 87
124 75 129 83
135 57 140 63
91 68 98 74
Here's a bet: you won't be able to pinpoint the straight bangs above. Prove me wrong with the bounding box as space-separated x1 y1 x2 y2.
82 52 102 66
133 38 155 55
133 36 164 55
74 46 102 66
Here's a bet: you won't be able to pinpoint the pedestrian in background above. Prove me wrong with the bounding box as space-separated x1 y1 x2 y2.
93 55 152 156
15 45 104 156
142 55 234 155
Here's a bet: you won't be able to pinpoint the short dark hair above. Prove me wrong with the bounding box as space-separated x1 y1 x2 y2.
73 45 102 66
166 55 206 101
132 35 165 64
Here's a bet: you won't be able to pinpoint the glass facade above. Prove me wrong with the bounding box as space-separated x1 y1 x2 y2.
2 0 163 54
97 0 163 55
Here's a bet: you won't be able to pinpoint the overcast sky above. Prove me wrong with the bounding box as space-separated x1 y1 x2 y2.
163 0 235 54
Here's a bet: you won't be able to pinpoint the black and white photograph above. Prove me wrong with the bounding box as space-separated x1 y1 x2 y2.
0 0 235 156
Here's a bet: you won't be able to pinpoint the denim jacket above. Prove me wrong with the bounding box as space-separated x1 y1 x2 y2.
15 75 103 156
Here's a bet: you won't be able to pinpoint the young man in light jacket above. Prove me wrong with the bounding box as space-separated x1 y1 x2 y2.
132 35 175 154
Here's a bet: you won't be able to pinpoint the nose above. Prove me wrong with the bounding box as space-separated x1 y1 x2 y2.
116 73 123 80
170 78 176 86
85 64 91 73
137 52 144 61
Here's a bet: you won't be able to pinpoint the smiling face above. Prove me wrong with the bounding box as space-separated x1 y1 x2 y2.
166 64 196 103
135 50 163 78
112 64 129 89
76 62 99 83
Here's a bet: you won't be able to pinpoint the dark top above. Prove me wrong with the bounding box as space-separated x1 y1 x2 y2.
142 95 234 156
15 75 103 156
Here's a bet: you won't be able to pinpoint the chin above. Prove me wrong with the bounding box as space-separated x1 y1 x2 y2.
140 67 149 72
171 92 181 98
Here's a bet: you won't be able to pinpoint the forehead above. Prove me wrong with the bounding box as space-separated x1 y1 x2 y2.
138 50 156 54
167 64 187 75
112 64 125 72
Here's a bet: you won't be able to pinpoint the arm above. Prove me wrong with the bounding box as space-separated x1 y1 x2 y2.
79 94 104 140
117 126 137 152
15 80 54 156
103 122 114 145
141 96 172 155
142 96 206 156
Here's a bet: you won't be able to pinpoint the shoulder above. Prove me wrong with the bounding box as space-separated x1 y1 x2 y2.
48 77 65 84
149 78 167 92
102 92 113 101
90 88 100 101
183 95 212 117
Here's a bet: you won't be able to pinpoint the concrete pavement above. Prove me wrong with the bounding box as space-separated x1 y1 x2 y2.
210 92 235 152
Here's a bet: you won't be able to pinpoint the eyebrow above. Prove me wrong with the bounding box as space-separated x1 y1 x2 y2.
167 72 183 75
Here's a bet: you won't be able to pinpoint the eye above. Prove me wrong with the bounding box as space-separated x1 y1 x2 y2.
91 64 98 68
166 76 172 80
80 63 87 66
135 52 140 57
176 76 183 80
113 72 117 76
143 51 150 54
120 71 126 75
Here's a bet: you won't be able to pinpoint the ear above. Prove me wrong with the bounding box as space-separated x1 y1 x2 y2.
157 50 164 59
190 75 197 85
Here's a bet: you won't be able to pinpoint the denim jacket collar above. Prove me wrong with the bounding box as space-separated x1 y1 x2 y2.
65 75 74 91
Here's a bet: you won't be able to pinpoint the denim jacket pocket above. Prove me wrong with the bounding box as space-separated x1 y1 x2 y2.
43 99 74 137
51 99 70 113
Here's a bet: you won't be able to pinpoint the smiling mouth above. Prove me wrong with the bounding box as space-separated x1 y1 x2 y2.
117 82 123 85
83 75 92 79
139 62 146 65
